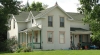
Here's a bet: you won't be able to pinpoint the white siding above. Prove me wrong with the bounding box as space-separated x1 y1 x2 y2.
27 21 32 28
7 18 18 41
42 7 70 50
18 22 27 32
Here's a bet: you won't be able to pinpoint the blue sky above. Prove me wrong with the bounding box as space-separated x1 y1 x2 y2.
18 0 80 12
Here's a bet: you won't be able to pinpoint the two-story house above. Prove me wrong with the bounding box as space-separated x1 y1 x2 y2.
7 3 91 50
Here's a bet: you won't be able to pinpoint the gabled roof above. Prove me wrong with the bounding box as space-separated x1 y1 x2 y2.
66 12 84 21
31 11 40 16
33 5 72 19
14 12 29 21
34 6 56 19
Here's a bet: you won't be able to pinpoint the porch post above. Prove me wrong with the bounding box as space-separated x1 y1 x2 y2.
22 32 23 44
18 33 20 48
40 30 41 49
73 34 74 46
25 32 28 47
81 35 83 46
32 30 34 49
27 32 28 46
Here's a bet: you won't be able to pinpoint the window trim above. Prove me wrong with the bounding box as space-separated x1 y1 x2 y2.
59 31 65 44
48 16 53 27
47 31 53 43
60 17 65 27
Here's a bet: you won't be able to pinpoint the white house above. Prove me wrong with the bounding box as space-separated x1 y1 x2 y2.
7 3 91 50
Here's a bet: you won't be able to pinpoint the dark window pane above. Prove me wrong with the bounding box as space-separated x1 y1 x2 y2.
60 17 64 27
14 20 15 29
48 16 53 27
32 19 34 23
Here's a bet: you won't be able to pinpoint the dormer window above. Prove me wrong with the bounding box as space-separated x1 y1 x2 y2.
32 19 34 23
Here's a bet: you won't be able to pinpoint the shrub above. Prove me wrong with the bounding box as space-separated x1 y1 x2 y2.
16 47 32 53
23 47 32 52
6 37 18 52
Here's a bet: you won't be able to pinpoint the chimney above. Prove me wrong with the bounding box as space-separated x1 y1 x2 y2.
55 2 58 6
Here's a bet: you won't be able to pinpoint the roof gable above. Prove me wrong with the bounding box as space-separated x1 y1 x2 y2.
34 5 73 20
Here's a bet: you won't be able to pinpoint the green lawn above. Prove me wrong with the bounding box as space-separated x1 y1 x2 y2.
0 50 100 55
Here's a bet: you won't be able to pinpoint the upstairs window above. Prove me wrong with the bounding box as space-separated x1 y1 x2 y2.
32 19 34 23
60 17 64 27
13 19 15 29
9 20 11 29
48 16 53 27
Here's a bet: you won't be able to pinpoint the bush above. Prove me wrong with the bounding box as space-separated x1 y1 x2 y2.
16 47 32 53
23 47 32 52
6 37 18 52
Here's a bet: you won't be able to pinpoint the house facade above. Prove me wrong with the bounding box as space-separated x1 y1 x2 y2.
7 3 91 50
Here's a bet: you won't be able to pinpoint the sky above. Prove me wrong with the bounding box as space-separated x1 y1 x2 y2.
18 0 80 12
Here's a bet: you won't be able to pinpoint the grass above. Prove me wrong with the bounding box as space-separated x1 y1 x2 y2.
0 50 100 55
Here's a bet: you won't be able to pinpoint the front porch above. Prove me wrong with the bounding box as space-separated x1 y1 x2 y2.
18 26 42 49
70 27 92 49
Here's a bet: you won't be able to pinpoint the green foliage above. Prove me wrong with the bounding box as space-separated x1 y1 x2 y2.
31 1 44 11
6 37 18 52
23 47 32 52
22 1 47 11
16 47 32 53
0 37 18 52
78 0 100 40
0 0 21 52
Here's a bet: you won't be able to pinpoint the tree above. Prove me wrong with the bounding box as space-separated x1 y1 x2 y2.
22 1 47 11
0 0 21 51
78 0 100 40
21 0 31 11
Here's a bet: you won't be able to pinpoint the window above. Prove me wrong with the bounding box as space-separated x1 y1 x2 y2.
48 16 53 27
60 17 64 27
13 19 15 29
9 20 11 29
32 19 34 23
47 31 53 43
59 31 65 43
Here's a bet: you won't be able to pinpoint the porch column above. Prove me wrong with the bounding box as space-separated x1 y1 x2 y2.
87 34 88 42
81 35 83 46
27 32 28 46
32 30 34 49
25 32 28 47
73 34 74 46
40 30 42 49
22 32 23 44
18 33 20 48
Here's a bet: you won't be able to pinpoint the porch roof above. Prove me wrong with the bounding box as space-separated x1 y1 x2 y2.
70 27 89 31
20 26 41 33
70 27 92 34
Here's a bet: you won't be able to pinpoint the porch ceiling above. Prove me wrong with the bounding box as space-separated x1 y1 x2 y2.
20 26 41 33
